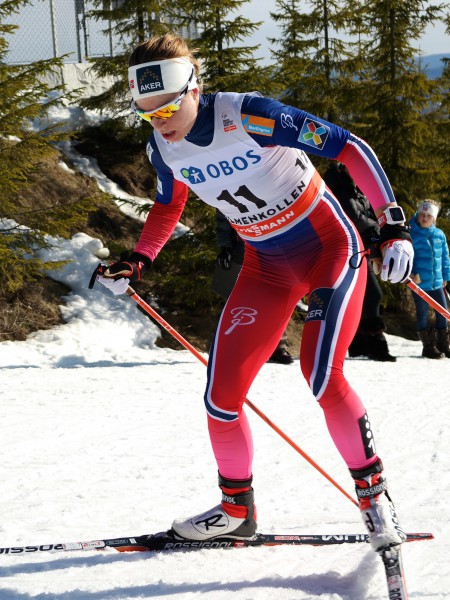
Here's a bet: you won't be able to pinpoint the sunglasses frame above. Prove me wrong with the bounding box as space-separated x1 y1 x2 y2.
131 68 194 122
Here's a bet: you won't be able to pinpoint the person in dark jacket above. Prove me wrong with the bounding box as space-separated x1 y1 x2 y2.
214 210 294 364
323 163 396 362
409 199 450 358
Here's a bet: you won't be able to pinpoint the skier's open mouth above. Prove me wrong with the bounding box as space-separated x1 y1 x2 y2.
162 131 176 141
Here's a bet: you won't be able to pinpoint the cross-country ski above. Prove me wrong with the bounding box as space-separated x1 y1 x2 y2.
0 531 433 555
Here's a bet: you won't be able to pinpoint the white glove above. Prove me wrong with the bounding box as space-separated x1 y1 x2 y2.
380 240 414 283
96 274 130 296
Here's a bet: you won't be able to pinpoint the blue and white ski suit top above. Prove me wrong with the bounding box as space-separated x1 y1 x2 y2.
136 92 396 260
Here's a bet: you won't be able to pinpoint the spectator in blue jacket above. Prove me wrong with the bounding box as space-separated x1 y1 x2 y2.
409 199 450 358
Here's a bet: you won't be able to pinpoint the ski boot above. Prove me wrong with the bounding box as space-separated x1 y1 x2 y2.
351 459 406 551
171 474 257 541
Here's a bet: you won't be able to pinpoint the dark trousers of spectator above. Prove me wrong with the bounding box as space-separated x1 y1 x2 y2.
360 263 382 327
411 286 448 331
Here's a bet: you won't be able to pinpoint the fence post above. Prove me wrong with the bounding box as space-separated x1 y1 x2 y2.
75 0 82 62
49 0 59 59
75 0 88 61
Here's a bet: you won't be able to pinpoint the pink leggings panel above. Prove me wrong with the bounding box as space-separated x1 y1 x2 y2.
205 193 378 479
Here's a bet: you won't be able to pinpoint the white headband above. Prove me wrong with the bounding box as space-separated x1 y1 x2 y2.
128 57 197 101
418 201 439 220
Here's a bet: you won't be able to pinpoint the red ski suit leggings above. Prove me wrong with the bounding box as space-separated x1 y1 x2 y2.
205 191 378 480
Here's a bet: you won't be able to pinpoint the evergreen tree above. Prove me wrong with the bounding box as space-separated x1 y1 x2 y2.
0 0 93 293
269 0 358 122
177 0 278 95
349 0 446 209
430 15 450 221
79 0 173 116
430 53 450 233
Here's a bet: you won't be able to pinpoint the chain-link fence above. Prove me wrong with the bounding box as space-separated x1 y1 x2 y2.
5 1 197 65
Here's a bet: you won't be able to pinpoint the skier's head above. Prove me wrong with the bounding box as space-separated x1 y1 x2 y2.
128 33 201 142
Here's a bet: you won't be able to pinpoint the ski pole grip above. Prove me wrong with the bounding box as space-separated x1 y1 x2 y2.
88 263 106 289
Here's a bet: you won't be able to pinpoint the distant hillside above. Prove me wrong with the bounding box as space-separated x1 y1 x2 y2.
419 53 449 78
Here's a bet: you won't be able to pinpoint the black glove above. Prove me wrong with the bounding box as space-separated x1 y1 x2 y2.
217 247 232 270
102 252 152 282
379 223 411 246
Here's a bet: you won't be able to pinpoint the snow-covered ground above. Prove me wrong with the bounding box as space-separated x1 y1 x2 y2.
0 228 448 599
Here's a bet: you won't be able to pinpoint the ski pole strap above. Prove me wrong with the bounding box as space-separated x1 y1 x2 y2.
350 458 383 479
218 473 253 489
349 249 369 269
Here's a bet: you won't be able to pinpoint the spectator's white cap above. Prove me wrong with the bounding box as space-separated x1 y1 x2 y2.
128 57 197 102
417 200 440 220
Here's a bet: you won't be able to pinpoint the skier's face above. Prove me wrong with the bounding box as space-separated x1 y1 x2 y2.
135 89 200 143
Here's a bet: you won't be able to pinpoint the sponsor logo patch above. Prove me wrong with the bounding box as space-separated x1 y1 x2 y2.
298 118 330 149
225 307 258 335
136 64 164 95
242 114 275 136
180 166 206 184
180 150 262 184
305 287 334 322
358 412 376 458
222 112 237 132
281 113 298 130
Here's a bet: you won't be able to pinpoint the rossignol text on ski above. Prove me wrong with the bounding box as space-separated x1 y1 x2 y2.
0 530 433 555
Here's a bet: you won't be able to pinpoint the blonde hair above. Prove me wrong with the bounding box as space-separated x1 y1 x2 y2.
128 33 202 88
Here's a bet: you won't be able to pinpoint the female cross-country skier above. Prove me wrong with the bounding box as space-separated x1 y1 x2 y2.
95 33 413 552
